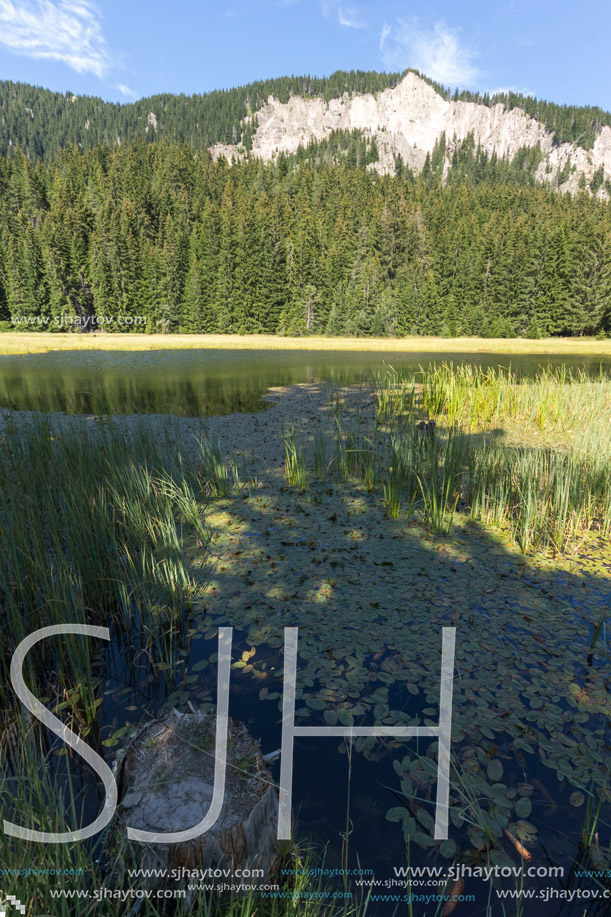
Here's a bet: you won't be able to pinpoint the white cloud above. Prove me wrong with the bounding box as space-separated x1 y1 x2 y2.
337 6 364 28
488 86 535 98
381 18 480 88
321 1 365 30
116 83 134 97
0 0 114 79
379 22 391 51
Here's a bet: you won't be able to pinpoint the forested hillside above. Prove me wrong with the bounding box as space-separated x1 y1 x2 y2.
2 69 611 163
1 143 610 338
0 71 404 161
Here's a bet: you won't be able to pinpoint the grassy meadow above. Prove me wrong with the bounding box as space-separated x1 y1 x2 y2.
1 356 611 915
2 331 611 358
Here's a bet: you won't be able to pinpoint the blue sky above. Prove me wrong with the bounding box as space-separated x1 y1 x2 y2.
0 0 610 111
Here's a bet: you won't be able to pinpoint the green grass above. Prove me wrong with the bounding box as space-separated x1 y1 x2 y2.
198 433 231 498
0 419 207 652
0 418 213 753
419 362 611 441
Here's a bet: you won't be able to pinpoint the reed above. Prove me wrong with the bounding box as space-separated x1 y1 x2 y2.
382 448 404 519
415 428 462 535
420 362 611 451
283 426 308 490
198 433 230 498
0 417 209 737
298 363 611 553
0 416 215 916
313 428 328 483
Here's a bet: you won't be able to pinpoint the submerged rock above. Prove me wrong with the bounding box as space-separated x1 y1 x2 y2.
110 709 279 911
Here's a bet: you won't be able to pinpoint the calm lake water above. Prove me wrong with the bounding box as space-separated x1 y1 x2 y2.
1 347 611 415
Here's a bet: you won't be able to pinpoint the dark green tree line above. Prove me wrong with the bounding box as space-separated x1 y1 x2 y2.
1 141 610 337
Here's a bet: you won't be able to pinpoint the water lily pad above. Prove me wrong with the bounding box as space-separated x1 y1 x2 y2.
439 839 457 858
515 797 532 819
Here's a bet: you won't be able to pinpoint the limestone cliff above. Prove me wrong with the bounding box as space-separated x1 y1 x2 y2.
211 72 610 196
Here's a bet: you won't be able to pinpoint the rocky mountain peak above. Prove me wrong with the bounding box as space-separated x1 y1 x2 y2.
212 71 610 196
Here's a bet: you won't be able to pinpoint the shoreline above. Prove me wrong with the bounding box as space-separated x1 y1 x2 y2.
2 331 611 358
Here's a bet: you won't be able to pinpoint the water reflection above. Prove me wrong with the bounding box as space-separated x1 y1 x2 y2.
1 348 611 415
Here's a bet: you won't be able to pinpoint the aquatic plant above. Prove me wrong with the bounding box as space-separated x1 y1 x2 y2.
340 363 611 553
283 425 308 490
198 433 230 498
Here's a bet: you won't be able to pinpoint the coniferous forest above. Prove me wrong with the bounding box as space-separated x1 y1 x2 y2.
1 74 611 339
3 70 611 159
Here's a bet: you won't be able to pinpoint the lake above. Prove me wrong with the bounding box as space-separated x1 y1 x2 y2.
1 347 611 415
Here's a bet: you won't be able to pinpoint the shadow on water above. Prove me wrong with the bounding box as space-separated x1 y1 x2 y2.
175 425 611 915
1 404 611 916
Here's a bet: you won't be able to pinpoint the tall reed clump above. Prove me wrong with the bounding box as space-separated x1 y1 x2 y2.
415 427 464 535
198 433 230 497
405 364 611 550
373 366 418 426
464 442 611 554
420 361 611 447
0 416 212 914
283 425 308 490
0 417 208 706
309 363 611 553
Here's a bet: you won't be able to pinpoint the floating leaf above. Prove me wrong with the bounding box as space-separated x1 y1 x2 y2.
305 697 325 711
515 797 532 819
416 807 434 830
439 839 457 859
386 807 408 823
